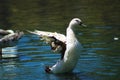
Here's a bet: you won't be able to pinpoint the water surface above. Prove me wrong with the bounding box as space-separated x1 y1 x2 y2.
0 0 120 80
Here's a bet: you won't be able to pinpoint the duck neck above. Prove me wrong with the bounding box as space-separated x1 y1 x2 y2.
66 27 77 44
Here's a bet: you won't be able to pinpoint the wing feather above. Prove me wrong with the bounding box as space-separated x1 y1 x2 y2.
28 30 66 59
28 30 66 43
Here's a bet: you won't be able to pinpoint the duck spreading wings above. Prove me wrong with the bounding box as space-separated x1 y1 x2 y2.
29 18 86 73
0 29 24 58
28 30 66 60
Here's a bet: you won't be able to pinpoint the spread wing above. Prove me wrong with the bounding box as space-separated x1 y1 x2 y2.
28 30 66 60
28 30 66 43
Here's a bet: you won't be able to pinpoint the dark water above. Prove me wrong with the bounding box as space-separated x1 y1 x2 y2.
0 0 120 80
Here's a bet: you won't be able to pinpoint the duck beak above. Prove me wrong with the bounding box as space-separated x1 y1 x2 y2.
81 23 87 27
79 22 87 27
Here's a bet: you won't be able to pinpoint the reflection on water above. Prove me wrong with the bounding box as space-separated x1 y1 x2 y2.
0 0 120 80
2 46 17 54
0 34 119 80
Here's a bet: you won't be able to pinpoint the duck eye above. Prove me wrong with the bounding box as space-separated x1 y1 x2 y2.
75 20 79 23
75 20 82 25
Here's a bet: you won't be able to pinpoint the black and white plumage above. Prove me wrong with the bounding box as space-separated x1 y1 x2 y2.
28 30 67 60
0 29 24 59
42 36 66 60
29 18 86 73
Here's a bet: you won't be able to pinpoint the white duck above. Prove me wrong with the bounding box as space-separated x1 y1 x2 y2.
28 18 86 73
0 29 24 59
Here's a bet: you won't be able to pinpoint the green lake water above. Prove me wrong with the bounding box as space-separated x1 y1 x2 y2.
0 0 120 80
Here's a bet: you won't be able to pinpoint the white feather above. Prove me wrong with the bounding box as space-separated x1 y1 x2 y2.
29 18 85 73
28 30 66 43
